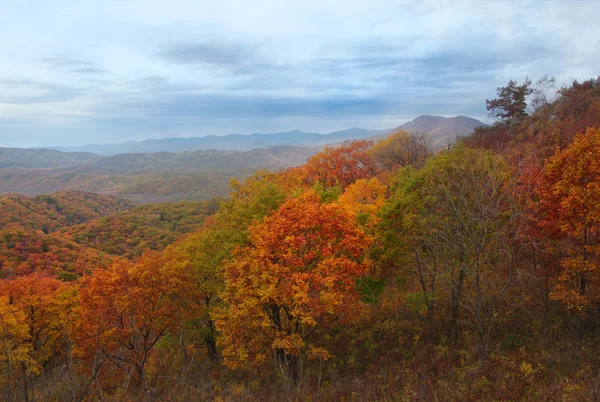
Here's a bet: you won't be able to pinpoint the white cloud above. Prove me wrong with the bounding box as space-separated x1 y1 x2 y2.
0 0 598 146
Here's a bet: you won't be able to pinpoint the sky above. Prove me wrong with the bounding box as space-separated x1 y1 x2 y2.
0 0 598 147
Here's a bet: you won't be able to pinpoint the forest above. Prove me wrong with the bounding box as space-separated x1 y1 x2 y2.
1 76 600 401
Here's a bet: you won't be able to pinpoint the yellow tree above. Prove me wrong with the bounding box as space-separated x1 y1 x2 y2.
0 295 31 402
215 190 372 382
370 130 431 171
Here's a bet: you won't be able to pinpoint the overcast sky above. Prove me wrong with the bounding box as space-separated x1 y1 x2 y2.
0 0 598 147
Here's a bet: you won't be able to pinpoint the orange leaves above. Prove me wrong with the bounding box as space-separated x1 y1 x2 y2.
216 190 372 369
293 140 378 189
537 127 600 310
76 251 184 387
0 272 77 399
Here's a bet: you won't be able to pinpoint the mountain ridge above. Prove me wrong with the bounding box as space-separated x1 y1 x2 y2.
42 115 485 155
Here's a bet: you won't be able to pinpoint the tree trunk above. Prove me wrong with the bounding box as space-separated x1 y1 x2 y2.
205 337 219 362
276 349 299 384
138 365 150 402
450 269 465 344
21 363 29 402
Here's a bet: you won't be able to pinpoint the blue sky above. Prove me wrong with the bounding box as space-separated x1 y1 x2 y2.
0 0 598 147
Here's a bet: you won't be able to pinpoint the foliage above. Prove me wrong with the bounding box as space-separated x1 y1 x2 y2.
216 190 372 378
486 78 533 123
370 130 431 171
538 127 600 312
57 198 219 259
3 77 600 400
292 140 378 189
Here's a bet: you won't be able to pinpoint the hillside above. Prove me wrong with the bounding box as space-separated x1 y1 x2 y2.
50 128 388 154
0 225 113 280
0 191 133 232
0 145 316 203
0 147 101 168
79 145 318 174
57 198 220 258
0 168 253 203
372 115 486 146
0 193 220 279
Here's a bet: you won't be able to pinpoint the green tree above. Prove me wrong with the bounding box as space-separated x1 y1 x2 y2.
486 78 533 123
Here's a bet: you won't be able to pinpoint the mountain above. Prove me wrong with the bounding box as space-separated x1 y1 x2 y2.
49 128 388 155
373 115 486 146
0 147 101 168
0 145 318 204
1 145 318 173
70 145 318 174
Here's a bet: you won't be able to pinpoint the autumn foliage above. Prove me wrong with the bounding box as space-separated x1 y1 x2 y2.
3 78 600 400
216 190 371 378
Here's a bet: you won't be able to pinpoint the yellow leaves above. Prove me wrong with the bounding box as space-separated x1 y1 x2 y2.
216 189 372 369
520 361 534 377
338 178 387 228
0 295 34 375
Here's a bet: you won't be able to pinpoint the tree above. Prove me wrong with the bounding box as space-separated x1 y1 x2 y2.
381 145 518 360
537 127 600 318
0 274 73 402
529 75 556 112
0 296 31 402
164 231 225 362
295 140 378 189
370 131 431 171
338 177 387 229
486 78 533 123
76 253 182 401
215 190 372 382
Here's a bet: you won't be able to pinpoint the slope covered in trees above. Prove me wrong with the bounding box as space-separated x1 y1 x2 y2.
2 78 600 401
0 194 219 279
57 198 220 258
0 191 133 232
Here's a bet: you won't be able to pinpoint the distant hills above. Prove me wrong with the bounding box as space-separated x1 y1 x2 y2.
51 128 388 155
0 115 485 203
46 115 485 155
0 145 317 172
0 147 101 168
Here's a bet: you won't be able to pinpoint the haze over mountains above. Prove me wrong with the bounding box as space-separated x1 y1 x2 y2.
0 115 485 203
48 115 485 155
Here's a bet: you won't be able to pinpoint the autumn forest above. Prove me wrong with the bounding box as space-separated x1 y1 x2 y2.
2 77 600 401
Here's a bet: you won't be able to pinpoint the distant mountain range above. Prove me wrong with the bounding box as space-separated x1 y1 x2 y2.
0 147 101 169
46 115 485 155
0 115 485 203
50 128 387 155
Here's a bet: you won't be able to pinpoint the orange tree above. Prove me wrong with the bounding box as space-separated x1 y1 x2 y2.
538 127 600 315
215 190 372 382
293 140 378 189
76 252 183 401
0 273 76 402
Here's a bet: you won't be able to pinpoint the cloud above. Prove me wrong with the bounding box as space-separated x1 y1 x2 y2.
0 0 598 147
69 67 107 75
157 41 256 67
0 78 85 104
40 54 93 69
